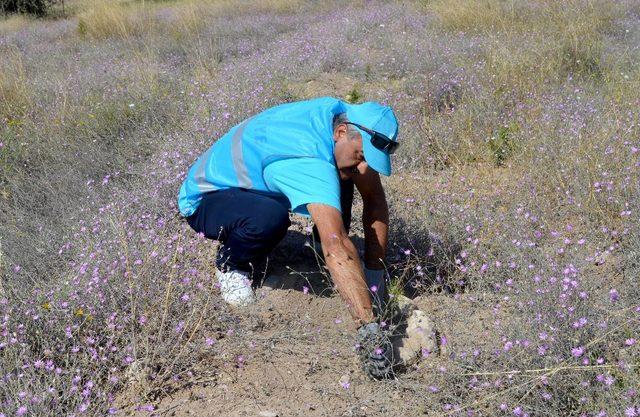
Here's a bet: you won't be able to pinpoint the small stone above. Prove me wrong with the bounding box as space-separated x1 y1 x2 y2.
339 374 350 387
338 374 352 390
258 412 278 417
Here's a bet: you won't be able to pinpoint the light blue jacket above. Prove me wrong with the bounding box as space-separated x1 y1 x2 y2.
178 97 346 217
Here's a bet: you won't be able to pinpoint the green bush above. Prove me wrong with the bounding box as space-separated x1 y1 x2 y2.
345 85 363 104
487 122 518 166
1 0 55 16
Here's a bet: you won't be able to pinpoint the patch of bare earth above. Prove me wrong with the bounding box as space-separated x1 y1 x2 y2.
115 169 530 416
125 286 507 416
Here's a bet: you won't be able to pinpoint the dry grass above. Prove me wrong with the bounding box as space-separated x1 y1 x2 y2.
426 0 620 35
0 14 31 34
2 1 639 415
77 0 306 39
427 0 622 88
77 0 159 39
0 47 31 123
426 0 531 33
195 0 306 15
420 0 631 172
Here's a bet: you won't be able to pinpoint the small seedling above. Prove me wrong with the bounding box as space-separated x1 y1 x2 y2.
488 122 519 166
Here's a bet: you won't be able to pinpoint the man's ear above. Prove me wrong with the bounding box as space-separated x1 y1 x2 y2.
333 123 348 142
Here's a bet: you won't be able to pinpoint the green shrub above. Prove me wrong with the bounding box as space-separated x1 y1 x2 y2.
345 85 363 104
1 0 55 16
487 122 518 166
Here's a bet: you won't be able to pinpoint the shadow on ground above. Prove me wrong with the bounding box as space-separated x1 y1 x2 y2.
261 216 463 301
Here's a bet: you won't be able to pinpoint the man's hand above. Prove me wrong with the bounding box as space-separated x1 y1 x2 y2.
308 203 374 326
356 322 394 379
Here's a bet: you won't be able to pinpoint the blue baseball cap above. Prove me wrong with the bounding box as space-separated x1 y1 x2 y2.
344 102 399 176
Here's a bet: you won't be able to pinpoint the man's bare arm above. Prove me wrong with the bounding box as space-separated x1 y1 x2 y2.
307 203 374 326
352 163 389 270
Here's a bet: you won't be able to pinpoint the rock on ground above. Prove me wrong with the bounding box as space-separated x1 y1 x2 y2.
392 307 438 367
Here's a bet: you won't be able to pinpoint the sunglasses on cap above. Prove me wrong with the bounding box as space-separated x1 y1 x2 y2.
345 122 399 155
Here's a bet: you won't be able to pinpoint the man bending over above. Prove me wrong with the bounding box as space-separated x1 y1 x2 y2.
178 97 400 378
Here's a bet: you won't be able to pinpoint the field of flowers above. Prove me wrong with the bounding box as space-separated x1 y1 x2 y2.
1 0 639 415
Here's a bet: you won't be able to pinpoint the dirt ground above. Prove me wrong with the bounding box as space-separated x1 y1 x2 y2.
118 217 506 417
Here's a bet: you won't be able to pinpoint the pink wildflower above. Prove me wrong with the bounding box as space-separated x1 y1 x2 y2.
571 346 585 357
609 288 619 302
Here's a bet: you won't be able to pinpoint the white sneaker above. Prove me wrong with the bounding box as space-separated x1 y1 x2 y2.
216 269 256 306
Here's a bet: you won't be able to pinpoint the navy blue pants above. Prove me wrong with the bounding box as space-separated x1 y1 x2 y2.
186 181 354 277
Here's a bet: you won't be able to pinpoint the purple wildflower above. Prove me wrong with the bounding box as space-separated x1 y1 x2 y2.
571 346 585 357
609 288 619 302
